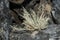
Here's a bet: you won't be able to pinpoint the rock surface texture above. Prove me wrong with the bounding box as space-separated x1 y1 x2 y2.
0 0 60 40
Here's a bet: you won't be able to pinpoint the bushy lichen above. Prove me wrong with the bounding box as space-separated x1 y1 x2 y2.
22 7 50 31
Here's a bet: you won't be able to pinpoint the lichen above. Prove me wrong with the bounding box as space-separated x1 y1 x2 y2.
22 7 50 31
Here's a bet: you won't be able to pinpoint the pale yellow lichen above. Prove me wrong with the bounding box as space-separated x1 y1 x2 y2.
22 7 50 31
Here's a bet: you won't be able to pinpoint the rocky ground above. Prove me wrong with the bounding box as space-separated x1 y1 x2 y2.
0 0 60 40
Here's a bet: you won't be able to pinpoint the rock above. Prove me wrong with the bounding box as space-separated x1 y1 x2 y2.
52 0 60 24
42 24 60 40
